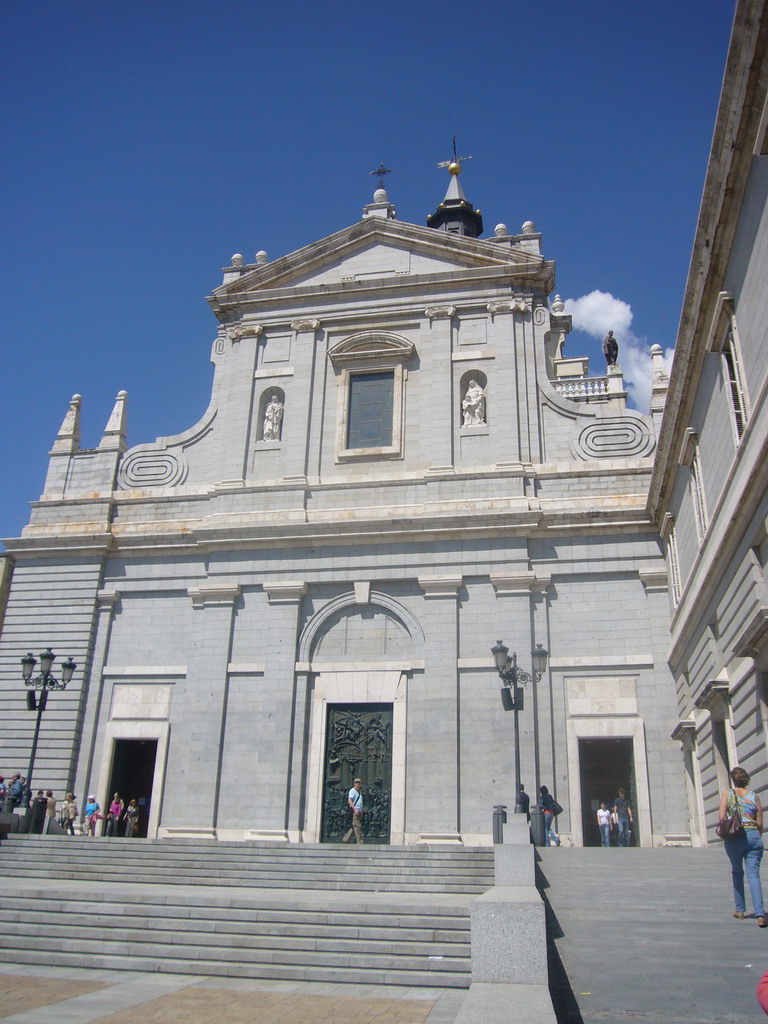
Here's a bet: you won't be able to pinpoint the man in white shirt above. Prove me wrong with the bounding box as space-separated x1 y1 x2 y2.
342 778 364 844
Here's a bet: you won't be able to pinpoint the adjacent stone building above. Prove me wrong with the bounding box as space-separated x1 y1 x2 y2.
0 160 687 845
649 0 768 845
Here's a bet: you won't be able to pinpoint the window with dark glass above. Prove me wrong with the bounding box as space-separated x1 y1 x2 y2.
347 371 394 449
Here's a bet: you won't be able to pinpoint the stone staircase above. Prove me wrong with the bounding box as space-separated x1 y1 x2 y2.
0 836 495 988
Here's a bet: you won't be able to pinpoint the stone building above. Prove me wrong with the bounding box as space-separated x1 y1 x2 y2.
649 0 768 845
0 161 687 846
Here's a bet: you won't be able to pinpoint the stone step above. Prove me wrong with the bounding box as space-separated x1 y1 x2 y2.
2 947 471 988
0 865 485 893
0 904 468 944
1 835 494 864
5 834 494 859
2 931 470 974
0 915 471 959
0 842 479 989
0 834 494 892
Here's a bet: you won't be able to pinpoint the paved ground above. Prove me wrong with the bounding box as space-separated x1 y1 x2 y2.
538 846 768 1023
0 965 466 1024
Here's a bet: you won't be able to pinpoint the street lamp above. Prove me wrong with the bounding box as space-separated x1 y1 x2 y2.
491 641 549 814
21 649 76 809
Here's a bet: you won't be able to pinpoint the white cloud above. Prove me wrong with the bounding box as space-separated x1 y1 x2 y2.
565 290 634 341
563 290 673 412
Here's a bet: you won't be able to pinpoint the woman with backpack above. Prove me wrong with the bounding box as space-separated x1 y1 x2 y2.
539 785 562 847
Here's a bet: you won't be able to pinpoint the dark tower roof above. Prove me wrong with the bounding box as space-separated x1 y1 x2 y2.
427 160 483 238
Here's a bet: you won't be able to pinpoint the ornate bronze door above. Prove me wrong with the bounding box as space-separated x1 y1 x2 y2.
321 703 392 843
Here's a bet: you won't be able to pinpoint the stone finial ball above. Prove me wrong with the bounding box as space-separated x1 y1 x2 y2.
521 221 536 234
255 251 268 265
552 294 565 313
373 188 388 203
231 253 244 267
650 344 662 355
494 223 508 237
448 161 461 175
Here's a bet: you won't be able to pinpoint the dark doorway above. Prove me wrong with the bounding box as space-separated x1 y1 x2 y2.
107 739 158 838
578 737 637 847
321 703 392 844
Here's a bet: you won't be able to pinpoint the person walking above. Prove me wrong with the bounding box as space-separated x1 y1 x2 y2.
597 802 612 847
342 778 364 844
612 788 634 847
518 784 531 821
7 774 23 810
124 799 139 836
83 795 101 836
59 793 77 835
42 790 56 834
539 786 561 847
105 793 124 837
720 766 766 927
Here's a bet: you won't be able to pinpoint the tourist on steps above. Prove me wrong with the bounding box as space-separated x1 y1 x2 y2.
720 766 766 927
539 786 561 847
597 802 611 847
342 778 364 844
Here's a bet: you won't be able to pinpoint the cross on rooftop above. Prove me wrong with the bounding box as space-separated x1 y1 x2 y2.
369 163 393 188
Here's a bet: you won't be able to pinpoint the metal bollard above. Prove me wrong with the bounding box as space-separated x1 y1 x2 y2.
492 804 507 844
530 805 546 846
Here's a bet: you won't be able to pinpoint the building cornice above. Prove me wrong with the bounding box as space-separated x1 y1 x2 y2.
648 3 768 522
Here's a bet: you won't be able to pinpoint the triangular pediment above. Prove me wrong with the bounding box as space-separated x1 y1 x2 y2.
209 218 546 310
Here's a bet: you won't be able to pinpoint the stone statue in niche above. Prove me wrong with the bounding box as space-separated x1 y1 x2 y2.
603 330 619 366
462 379 486 426
263 394 284 440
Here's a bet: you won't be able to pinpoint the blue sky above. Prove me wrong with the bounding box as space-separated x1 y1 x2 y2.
0 1 735 542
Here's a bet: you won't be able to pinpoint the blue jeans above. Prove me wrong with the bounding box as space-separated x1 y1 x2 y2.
725 828 764 916
600 823 611 847
544 812 559 846
617 817 630 846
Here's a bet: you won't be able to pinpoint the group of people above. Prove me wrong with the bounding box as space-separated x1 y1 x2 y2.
83 793 140 837
1 776 140 837
596 788 634 846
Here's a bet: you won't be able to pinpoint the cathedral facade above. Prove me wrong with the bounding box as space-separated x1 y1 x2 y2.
0 170 688 846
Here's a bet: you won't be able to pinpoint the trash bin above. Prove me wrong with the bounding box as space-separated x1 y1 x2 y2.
530 805 546 846
492 804 507 844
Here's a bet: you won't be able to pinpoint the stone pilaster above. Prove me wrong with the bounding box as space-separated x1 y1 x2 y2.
283 319 321 482
490 571 551 798
161 583 241 835
425 307 456 474
414 574 463 841
262 581 308 840
74 589 121 807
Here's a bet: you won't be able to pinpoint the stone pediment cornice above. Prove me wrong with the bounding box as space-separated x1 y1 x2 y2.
208 217 551 316
328 331 415 367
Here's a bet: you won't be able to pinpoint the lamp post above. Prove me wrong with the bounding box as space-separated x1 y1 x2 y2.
21 649 76 809
491 641 548 814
